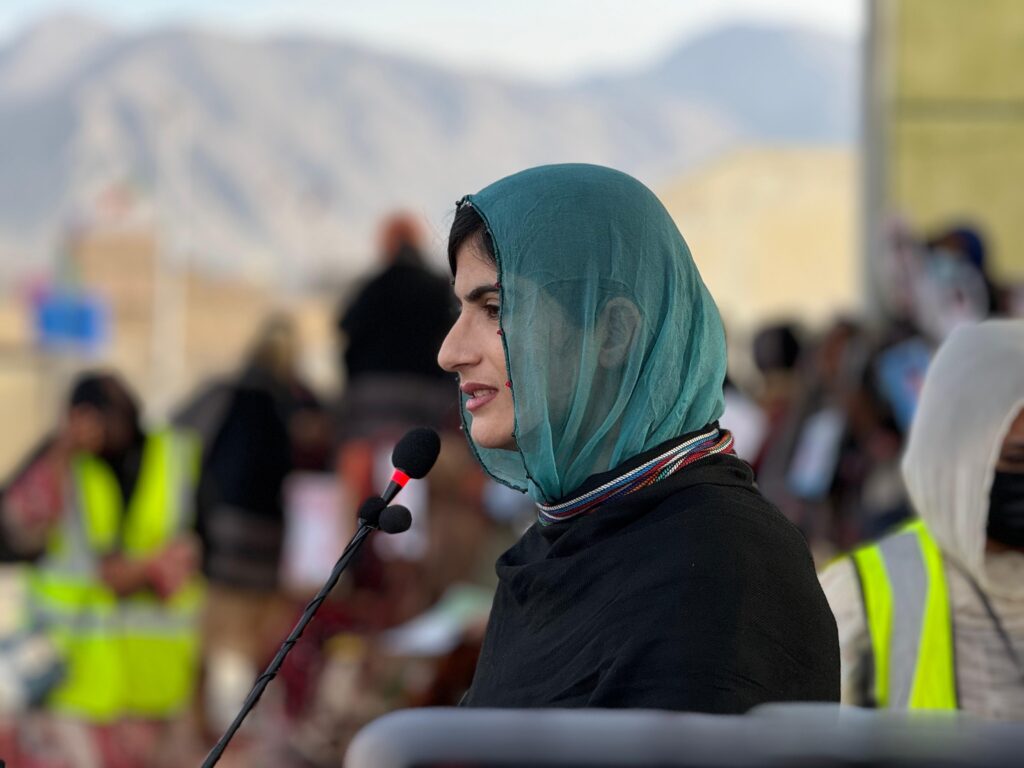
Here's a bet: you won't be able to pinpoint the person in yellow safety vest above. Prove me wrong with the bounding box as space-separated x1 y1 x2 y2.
22 372 203 763
820 320 1024 716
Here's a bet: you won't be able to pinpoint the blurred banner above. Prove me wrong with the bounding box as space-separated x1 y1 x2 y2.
281 472 350 594
867 0 1024 296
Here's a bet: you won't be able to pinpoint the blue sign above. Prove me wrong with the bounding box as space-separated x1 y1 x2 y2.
33 292 110 353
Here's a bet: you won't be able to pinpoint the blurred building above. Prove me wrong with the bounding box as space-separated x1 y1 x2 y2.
659 147 858 333
68 227 159 395
72 225 337 400
0 220 337 479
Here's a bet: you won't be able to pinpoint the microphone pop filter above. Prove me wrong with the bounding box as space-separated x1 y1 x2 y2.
357 496 386 527
378 505 412 534
391 428 440 479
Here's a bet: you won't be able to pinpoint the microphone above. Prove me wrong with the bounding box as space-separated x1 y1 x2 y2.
201 428 439 767
381 427 441 504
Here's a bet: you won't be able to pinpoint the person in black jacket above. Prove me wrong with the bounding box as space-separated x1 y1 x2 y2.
194 315 324 732
335 212 458 442
338 213 454 384
436 164 839 711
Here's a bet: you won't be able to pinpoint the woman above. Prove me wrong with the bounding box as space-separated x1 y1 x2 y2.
438 163 838 711
821 320 1024 715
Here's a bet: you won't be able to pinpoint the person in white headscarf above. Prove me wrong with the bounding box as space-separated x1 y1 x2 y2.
820 320 1024 717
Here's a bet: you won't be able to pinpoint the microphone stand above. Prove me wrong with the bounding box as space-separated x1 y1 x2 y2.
201 522 374 767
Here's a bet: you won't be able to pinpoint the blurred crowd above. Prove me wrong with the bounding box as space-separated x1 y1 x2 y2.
0 214 1019 766
723 221 1021 561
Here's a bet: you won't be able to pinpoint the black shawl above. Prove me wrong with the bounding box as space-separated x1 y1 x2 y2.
463 445 839 712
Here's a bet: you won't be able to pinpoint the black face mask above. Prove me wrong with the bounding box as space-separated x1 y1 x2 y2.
987 471 1024 548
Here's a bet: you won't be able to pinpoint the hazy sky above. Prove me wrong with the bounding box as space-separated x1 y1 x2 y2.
0 0 864 82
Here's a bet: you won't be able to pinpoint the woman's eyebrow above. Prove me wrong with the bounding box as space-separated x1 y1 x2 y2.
463 284 499 303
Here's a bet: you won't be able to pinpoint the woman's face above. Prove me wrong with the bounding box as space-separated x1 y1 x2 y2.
997 407 1024 472
438 239 516 451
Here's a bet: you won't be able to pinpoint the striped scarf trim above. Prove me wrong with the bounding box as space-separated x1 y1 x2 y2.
536 427 735 525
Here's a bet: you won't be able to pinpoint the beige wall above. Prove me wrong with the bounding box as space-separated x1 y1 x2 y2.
659 147 859 336
0 296 70 477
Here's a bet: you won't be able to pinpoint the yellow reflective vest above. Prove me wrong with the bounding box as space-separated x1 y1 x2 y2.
27 429 203 722
849 520 958 710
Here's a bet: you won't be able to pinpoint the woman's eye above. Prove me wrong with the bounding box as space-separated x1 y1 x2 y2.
484 303 500 320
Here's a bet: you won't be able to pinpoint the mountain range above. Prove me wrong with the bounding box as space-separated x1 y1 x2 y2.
0 14 857 285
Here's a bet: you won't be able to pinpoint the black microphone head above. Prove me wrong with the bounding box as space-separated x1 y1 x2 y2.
378 504 412 535
358 496 387 527
391 428 440 479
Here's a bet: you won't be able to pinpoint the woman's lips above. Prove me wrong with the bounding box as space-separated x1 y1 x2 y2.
462 384 499 412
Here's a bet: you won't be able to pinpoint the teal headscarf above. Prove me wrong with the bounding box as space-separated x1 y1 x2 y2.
459 164 727 504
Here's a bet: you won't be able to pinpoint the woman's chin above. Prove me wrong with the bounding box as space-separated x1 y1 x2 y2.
471 424 517 451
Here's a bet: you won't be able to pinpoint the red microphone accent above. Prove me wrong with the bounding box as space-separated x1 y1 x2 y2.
391 469 410 488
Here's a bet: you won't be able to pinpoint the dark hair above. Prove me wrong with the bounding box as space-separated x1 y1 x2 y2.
752 323 802 374
68 371 141 432
448 203 496 275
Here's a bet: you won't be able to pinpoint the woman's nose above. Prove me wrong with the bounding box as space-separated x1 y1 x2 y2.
438 315 471 373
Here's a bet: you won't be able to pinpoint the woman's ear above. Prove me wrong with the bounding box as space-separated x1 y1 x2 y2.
597 297 641 368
